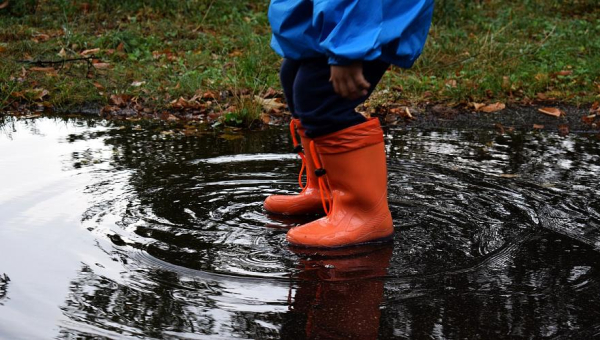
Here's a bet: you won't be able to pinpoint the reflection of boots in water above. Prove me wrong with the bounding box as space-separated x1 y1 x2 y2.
283 244 394 340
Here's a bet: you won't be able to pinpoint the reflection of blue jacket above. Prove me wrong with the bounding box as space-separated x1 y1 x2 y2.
269 0 434 68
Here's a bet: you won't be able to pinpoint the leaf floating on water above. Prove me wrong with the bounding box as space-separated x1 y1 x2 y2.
538 107 564 117
533 124 545 129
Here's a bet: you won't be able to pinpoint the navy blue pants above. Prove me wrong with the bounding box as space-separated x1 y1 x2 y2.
280 57 390 138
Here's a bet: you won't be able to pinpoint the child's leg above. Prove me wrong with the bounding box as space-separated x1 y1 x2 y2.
285 58 393 248
292 58 390 137
280 58 302 117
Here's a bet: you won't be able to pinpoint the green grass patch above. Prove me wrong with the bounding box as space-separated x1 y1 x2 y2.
0 0 598 125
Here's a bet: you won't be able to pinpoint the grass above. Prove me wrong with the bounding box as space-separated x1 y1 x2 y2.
0 0 599 126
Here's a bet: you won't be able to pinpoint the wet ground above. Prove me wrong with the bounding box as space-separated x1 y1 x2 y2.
1 115 599 339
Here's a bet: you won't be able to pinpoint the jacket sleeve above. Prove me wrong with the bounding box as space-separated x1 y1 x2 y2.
313 0 433 66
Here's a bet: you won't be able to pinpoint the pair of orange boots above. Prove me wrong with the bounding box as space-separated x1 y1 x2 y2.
264 118 393 248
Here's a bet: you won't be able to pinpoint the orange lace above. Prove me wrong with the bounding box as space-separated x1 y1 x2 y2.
290 120 307 190
310 140 333 215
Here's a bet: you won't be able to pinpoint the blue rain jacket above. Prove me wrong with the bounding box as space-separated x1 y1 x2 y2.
269 0 434 68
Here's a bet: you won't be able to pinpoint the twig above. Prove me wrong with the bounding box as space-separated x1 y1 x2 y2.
17 56 94 66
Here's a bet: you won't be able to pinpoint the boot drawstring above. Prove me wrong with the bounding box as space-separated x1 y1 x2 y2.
310 140 333 215
290 120 307 190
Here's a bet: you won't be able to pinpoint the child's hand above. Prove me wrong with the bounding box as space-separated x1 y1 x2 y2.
330 62 371 100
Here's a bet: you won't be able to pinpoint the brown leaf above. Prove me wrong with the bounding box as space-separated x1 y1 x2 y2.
471 102 485 111
109 94 130 107
0 45 6 53
538 107 564 117
479 102 506 113
558 124 570 136
203 91 217 100
254 96 285 112
28 88 49 101
555 70 573 77
445 79 457 88
32 33 50 42
93 82 105 91
261 113 271 124
81 48 100 56
533 124 545 129
116 42 125 52
92 62 111 69
502 76 510 90
582 115 596 125
57 48 67 58
0 1 9 9
30 67 57 75
494 123 505 134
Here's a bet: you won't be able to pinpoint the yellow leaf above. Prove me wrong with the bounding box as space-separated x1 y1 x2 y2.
538 107 564 117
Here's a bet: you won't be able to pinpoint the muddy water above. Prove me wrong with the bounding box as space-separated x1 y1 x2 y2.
0 116 599 339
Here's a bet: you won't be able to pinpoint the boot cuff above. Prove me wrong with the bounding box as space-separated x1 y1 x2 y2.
313 118 383 154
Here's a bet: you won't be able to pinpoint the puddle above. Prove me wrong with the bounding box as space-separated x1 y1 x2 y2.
0 116 599 339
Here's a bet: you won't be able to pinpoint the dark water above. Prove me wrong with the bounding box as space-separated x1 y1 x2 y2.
1 116 599 339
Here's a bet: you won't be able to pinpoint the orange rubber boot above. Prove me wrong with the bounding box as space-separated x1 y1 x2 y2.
286 118 394 248
264 119 324 215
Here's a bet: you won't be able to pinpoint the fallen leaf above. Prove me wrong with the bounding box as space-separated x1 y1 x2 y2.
166 114 179 122
533 124 545 129
494 123 505 134
92 62 111 69
471 102 485 111
254 96 285 112
0 45 6 53
219 134 244 141
110 94 130 107
32 33 50 42
57 48 67 58
261 113 271 124
81 48 100 56
500 174 519 178
502 76 510 90
93 82 105 91
30 67 56 75
558 124 570 136
131 81 145 87
445 79 457 88
582 115 596 125
203 91 217 100
538 107 564 117
28 88 49 101
116 42 125 52
555 70 573 77
0 1 9 9
479 102 506 113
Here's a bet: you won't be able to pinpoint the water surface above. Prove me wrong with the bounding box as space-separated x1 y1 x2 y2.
0 116 599 339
